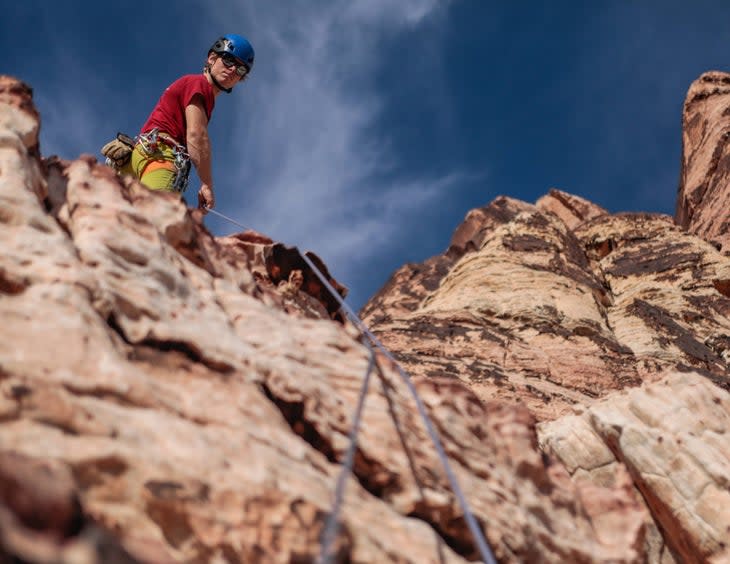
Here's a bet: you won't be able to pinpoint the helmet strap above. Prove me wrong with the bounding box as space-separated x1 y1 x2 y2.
205 66 232 94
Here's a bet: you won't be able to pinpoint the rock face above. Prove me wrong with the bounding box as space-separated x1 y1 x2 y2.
362 194 729 421
677 71 730 255
540 371 730 564
361 73 730 563
0 75 651 563
1 70 729 564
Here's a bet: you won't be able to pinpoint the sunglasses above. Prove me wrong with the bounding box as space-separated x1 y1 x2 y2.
220 54 249 78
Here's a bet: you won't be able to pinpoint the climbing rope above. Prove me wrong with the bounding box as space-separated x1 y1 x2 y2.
204 207 497 564
205 207 248 230
318 342 376 564
298 252 498 564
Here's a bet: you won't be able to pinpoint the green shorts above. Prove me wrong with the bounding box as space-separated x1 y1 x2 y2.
128 142 177 192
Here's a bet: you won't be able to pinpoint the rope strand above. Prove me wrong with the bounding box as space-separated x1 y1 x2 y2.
318 343 377 564
205 206 248 229
299 252 498 564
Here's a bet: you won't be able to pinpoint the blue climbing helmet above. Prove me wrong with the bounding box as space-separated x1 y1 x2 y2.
209 34 255 73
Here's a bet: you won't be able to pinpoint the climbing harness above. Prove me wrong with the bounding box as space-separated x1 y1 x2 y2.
137 128 191 193
204 207 498 564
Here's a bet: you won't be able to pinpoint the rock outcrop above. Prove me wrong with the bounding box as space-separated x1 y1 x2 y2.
362 193 729 421
1 69 730 564
361 74 730 563
0 75 649 563
677 71 730 255
540 371 730 563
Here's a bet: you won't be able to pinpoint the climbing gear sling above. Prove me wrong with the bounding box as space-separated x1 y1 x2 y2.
135 128 191 193
102 128 190 192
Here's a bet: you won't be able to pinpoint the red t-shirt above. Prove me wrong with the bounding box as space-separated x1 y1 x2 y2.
140 74 215 146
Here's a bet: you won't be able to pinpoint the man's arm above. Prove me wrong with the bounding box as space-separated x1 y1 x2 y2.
185 97 215 210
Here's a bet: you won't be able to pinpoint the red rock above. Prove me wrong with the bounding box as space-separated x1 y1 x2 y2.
536 187 608 230
2 69 730 564
677 71 730 255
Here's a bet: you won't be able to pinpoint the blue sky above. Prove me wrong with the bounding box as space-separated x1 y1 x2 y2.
3 2 730 309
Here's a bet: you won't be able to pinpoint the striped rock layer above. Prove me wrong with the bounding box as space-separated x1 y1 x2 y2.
677 70 730 256
362 73 730 563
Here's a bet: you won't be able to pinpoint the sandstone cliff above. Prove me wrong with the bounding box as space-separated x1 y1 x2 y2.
0 70 728 564
361 72 730 563
676 71 730 255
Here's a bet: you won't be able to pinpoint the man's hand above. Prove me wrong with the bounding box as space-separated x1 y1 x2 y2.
198 184 215 212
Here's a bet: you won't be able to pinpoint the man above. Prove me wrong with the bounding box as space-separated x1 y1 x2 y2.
103 34 254 211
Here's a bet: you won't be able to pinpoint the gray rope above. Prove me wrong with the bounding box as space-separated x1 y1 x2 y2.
204 206 497 564
318 343 377 564
298 252 497 564
204 206 249 229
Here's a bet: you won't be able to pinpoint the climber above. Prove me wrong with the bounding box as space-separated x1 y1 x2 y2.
101 34 254 212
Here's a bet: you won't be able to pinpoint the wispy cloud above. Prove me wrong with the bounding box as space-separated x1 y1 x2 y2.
345 0 445 27
9 1 470 307
207 1 466 279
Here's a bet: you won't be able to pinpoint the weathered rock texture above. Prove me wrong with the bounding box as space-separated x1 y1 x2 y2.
540 371 730 564
361 73 730 563
362 195 730 421
3 71 730 564
677 71 730 256
0 76 655 563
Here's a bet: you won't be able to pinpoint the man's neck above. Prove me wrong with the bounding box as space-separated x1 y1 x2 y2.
204 70 228 97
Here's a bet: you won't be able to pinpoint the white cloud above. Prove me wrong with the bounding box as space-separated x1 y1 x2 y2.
206 1 465 279
344 0 445 26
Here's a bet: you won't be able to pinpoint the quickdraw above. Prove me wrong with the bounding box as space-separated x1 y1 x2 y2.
136 128 191 193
